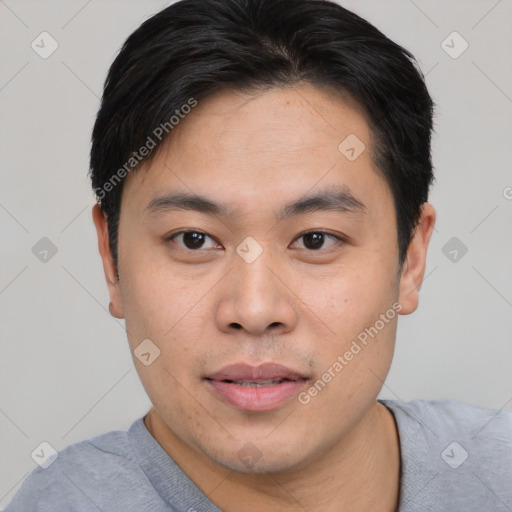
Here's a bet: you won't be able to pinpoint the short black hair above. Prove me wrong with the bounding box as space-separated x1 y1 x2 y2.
90 0 434 270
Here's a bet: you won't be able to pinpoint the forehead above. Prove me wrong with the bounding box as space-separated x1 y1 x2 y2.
121 83 390 218
167 84 372 163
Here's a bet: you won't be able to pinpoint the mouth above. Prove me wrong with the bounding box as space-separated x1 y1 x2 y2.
204 363 310 412
218 378 297 387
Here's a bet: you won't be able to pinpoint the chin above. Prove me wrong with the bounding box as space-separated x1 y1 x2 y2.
203 438 316 475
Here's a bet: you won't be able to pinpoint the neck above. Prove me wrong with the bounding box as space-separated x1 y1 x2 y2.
144 402 401 512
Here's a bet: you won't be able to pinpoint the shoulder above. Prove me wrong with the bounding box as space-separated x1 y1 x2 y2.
382 398 512 446
380 399 512 511
3 419 169 512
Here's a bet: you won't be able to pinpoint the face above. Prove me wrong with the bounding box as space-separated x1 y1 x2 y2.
94 83 433 474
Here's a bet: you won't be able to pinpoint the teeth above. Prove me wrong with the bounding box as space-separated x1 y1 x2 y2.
234 379 284 387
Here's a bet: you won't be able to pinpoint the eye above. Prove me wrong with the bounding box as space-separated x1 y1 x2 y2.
291 230 343 251
166 230 220 250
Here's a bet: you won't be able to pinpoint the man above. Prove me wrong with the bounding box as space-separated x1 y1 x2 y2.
6 0 511 511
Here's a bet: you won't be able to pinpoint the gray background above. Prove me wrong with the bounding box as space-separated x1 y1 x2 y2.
1 0 511 507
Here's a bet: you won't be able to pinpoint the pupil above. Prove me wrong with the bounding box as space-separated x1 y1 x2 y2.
303 232 324 250
183 232 204 249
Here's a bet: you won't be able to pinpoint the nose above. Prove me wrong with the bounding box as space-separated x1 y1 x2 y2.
215 247 298 337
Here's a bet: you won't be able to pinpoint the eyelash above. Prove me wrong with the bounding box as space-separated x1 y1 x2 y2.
164 229 346 253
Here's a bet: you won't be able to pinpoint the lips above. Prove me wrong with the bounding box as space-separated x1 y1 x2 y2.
205 363 309 412
206 363 306 382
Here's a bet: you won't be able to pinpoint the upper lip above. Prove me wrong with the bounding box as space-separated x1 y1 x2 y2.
205 363 309 382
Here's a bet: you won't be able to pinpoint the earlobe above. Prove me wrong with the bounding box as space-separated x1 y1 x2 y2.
92 204 124 319
398 202 436 315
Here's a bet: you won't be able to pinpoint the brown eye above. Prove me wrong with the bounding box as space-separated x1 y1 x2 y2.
168 231 219 250
182 232 206 249
303 232 325 250
292 231 341 251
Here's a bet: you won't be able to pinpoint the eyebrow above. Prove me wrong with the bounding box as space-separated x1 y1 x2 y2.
144 185 366 222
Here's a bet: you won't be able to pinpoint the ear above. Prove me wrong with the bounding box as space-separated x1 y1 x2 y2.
92 204 124 319
398 202 436 315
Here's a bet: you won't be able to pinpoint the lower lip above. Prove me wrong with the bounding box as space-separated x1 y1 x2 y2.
206 379 307 412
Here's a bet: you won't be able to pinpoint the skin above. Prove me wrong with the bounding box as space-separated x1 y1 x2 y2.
93 82 435 511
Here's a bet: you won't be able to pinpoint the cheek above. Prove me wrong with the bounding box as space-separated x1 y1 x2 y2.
120 253 203 343
303 258 399 395
306 258 398 331
119 263 214 395
307 307 397 420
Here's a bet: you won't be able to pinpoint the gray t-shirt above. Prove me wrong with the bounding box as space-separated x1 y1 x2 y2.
4 399 512 511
